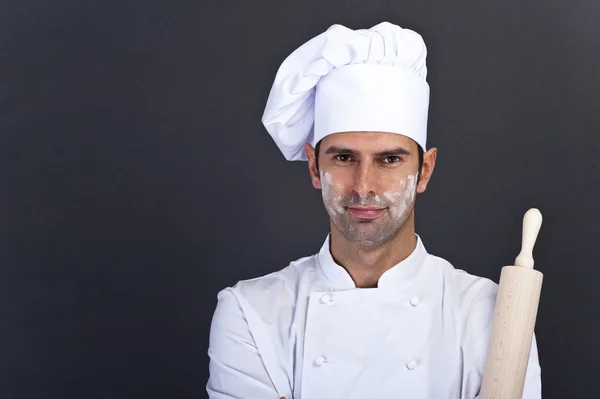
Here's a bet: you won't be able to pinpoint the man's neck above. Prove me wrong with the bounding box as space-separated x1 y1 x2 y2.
329 220 417 288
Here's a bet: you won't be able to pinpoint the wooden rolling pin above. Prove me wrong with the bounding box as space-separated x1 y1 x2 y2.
480 208 544 398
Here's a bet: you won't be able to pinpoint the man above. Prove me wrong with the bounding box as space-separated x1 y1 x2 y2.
206 22 542 398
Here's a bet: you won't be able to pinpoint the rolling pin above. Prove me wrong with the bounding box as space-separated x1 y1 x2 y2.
480 208 544 398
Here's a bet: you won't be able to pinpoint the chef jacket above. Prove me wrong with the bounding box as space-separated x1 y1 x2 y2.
207 234 542 398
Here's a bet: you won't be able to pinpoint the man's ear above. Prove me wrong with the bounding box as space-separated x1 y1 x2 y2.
417 147 437 193
305 143 322 189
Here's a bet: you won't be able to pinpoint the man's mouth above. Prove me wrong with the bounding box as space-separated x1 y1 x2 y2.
346 207 386 220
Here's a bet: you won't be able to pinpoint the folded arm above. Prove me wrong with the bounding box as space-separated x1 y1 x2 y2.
207 288 282 399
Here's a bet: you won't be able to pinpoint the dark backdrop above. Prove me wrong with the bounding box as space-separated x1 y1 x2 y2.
2 0 598 398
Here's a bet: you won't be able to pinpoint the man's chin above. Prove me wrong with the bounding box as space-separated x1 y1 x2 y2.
341 226 393 246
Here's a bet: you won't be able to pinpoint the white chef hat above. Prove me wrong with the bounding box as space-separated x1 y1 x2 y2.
261 21 430 161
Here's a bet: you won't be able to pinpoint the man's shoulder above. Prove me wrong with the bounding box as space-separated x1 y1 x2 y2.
221 253 320 304
426 253 499 305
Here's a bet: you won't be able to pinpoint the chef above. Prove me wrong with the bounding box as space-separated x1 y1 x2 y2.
206 21 542 399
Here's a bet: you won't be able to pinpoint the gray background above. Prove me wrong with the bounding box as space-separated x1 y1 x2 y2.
2 0 598 397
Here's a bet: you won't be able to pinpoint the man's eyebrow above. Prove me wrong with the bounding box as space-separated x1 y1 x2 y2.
324 146 359 155
323 146 412 157
373 147 412 157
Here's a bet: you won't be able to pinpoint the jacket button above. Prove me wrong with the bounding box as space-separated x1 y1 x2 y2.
409 297 420 307
406 359 417 370
320 294 333 304
313 356 327 367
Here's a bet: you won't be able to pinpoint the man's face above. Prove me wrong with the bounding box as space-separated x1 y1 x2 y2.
306 132 435 247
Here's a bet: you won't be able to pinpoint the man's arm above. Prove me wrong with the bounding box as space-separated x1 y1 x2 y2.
206 288 281 399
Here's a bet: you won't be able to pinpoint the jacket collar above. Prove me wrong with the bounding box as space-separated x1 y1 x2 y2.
317 233 428 290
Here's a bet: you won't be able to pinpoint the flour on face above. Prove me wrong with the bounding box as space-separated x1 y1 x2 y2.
320 171 345 215
383 173 417 221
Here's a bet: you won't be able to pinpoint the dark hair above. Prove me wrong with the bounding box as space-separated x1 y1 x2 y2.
314 140 425 181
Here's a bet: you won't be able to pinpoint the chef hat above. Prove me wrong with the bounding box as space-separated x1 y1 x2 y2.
261 21 430 161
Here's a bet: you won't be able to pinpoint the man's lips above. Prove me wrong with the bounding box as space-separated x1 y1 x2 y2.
346 207 386 219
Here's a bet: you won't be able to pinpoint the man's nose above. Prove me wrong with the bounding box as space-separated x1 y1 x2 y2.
353 163 377 198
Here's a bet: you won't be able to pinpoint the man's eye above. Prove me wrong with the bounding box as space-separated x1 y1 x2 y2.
382 156 402 163
335 155 352 162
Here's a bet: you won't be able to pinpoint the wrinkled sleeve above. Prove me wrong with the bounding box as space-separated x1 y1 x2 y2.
206 288 281 399
520 333 542 398
464 294 542 399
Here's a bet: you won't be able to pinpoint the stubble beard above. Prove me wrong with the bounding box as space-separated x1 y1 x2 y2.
331 205 414 247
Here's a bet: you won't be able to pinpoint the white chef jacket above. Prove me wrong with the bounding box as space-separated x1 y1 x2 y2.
207 235 542 399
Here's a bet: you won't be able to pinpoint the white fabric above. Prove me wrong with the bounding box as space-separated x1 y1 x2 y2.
262 22 430 161
206 235 542 398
